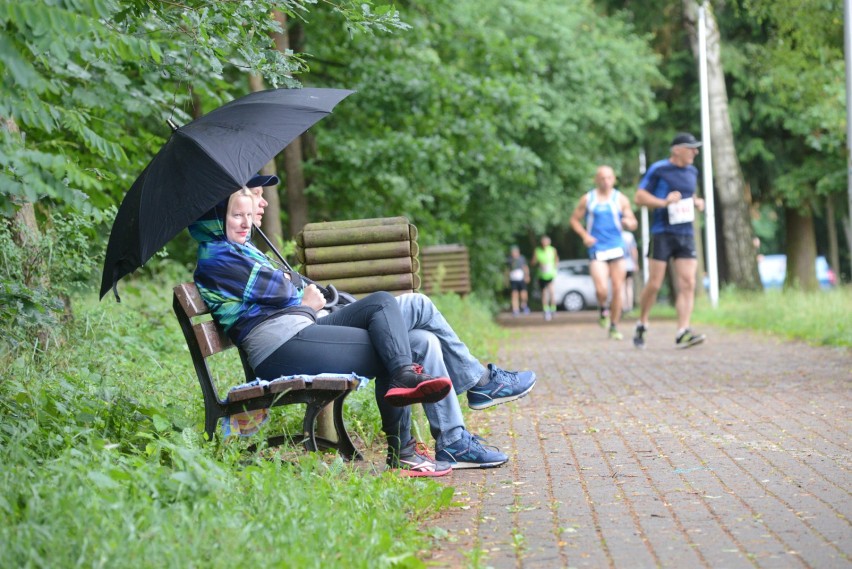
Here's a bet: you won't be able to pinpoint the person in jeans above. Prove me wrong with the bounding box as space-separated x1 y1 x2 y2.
247 176 537 469
191 189 454 477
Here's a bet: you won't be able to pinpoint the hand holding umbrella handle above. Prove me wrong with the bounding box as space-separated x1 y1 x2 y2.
324 284 339 308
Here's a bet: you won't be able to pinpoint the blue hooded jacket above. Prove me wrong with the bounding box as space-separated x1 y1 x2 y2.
188 199 304 345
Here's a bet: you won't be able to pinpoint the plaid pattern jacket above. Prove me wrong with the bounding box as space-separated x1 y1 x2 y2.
189 200 303 345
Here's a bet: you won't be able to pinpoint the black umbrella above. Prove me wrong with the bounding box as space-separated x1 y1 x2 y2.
100 87 354 300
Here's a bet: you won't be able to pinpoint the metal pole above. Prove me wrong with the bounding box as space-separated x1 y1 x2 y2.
698 4 719 308
845 0 852 266
639 149 650 284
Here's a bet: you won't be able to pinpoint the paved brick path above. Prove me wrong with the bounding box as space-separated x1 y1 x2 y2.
427 312 851 568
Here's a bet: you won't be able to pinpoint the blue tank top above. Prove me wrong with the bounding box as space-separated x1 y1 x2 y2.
585 189 625 260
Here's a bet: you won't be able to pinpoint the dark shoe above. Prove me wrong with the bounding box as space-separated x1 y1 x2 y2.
467 364 536 410
675 328 705 349
435 431 508 469
387 439 452 477
384 364 452 407
633 323 647 349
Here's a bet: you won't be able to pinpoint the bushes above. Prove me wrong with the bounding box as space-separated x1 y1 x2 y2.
0 211 100 353
0 264 502 566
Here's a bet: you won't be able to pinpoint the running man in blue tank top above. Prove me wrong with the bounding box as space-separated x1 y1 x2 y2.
633 132 707 350
570 165 638 340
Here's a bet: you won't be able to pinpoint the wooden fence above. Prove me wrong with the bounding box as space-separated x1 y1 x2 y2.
419 244 471 296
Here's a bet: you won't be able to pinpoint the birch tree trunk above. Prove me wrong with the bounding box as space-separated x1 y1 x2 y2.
683 0 761 290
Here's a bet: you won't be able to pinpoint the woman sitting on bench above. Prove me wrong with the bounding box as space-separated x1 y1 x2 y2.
189 189 453 477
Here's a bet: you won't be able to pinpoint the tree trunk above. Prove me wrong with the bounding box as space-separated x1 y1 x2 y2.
683 0 761 290
272 11 309 238
3 116 55 346
784 207 818 291
845 214 852 282
826 196 840 282
247 74 284 251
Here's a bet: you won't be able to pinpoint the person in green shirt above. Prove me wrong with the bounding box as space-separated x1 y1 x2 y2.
532 235 559 321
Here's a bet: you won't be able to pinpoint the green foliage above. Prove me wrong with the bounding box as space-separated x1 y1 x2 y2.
722 0 846 210
303 0 661 296
693 287 852 347
0 0 409 214
0 210 100 352
0 269 503 566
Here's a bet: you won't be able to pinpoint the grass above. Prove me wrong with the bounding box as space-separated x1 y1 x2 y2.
692 286 852 347
0 268 503 568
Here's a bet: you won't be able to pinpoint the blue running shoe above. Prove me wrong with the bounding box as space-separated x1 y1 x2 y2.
467 364 536 410
435 431 508 469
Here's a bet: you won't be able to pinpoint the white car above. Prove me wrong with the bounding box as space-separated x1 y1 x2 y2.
551 259 599 312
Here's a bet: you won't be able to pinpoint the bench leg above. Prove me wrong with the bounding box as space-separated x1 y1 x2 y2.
301 403 323 453
205 409 219 442
300 397 362 461
333 393 362 461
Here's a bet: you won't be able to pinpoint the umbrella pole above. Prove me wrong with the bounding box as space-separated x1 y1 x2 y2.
252 225 295 272
251 225 338 304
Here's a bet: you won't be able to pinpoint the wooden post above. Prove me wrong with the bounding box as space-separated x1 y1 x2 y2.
295 217 420 442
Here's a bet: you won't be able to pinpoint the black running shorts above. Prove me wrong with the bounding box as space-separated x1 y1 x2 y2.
650 233 696 261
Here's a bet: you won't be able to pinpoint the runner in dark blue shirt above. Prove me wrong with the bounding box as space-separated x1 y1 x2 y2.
633 133 707 350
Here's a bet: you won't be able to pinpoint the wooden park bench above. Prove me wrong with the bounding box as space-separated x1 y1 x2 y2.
172 282 362 459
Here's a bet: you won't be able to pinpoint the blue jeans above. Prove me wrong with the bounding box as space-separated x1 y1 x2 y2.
395 293 486 450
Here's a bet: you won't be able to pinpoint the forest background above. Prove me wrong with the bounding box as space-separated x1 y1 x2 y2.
2 0 849 343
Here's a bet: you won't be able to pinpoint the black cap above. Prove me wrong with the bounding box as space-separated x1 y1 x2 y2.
246 173 279 187
670 132 702 148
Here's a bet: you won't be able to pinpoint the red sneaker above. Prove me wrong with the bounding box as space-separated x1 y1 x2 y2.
384 364 452 407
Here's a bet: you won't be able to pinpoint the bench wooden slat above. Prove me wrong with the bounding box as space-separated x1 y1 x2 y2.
174 282 210 317
312 377 354 391
194 319 233 358
227 383 266 402
302 216 410 231
268 377 307 393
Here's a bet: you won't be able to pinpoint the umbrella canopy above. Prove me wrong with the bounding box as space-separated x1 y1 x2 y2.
100 87 354 300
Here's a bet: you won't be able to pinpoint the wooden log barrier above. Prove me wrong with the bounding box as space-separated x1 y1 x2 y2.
305 257 420 281
295 240 420 266
295 217 420 297
420 244 471 296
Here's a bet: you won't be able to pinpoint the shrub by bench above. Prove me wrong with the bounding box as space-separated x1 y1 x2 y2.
172 282 361 459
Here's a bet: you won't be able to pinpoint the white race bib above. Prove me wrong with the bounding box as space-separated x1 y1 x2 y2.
595 247 624 262
509 268 525 281
667 197 695 225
